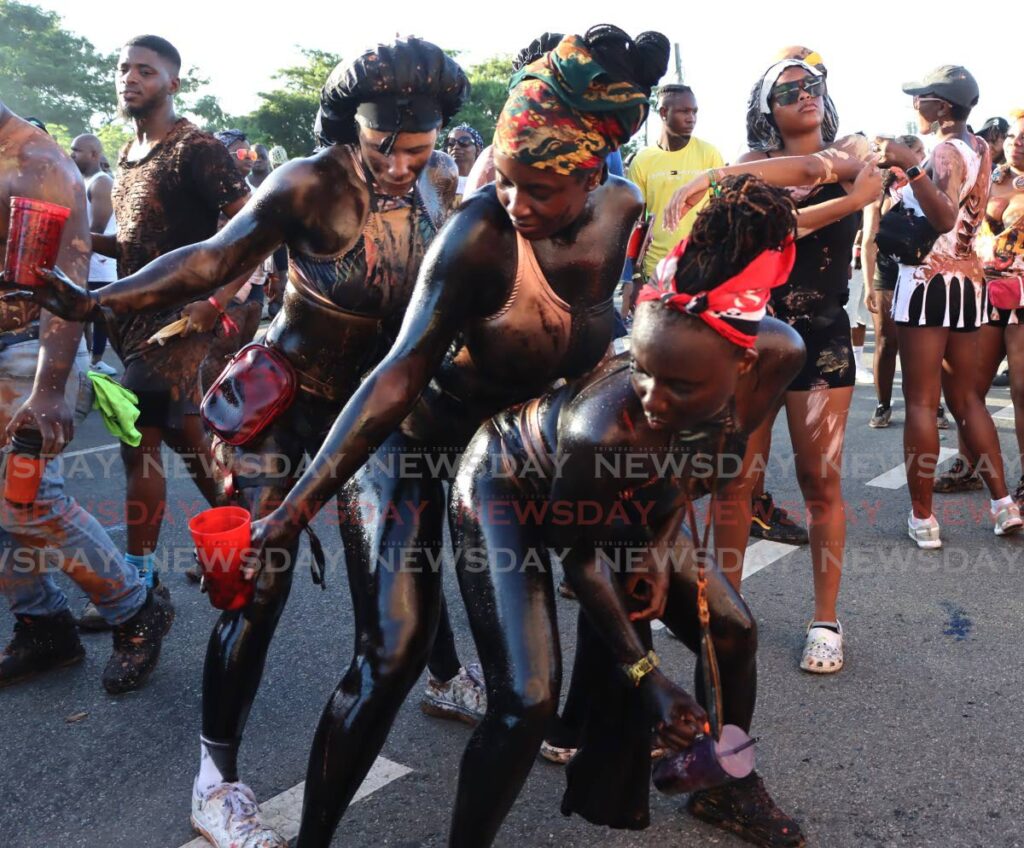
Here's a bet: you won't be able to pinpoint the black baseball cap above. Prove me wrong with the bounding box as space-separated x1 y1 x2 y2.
979 116 1010 136
902 65 979 109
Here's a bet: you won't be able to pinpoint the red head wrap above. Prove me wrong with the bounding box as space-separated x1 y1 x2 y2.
637 237 796 349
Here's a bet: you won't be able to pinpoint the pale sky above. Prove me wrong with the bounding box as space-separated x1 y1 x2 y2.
42 0 1008 156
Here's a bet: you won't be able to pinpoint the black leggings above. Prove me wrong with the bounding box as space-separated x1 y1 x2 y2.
201 400 461 795
295 432 460 847
447 420 759 846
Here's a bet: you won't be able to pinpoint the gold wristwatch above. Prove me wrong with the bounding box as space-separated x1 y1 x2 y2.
623 650 660 687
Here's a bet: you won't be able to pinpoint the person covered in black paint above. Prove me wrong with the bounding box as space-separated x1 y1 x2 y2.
15 37 468 848
449 175 807 847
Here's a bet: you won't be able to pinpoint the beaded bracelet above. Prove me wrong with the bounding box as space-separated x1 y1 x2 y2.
706 168 722 197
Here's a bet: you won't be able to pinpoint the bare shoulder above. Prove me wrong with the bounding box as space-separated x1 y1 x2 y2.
14 130 84 208
736 150 769 164
561 357 635 446
601 173 643 214
435 185 511 261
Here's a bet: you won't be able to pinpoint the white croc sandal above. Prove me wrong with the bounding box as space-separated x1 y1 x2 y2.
799 621 844 674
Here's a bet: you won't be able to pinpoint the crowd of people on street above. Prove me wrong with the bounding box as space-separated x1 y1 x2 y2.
1 23 1022 848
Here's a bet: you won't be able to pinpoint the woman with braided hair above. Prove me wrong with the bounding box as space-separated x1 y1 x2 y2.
448 175 806 846
18 37 469 848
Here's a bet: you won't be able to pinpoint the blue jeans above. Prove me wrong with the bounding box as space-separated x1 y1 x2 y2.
0 338 144 624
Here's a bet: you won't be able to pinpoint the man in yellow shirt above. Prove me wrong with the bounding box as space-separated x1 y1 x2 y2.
628 85 724 282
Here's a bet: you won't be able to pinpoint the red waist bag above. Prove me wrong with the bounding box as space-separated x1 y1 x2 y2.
201 343 297 446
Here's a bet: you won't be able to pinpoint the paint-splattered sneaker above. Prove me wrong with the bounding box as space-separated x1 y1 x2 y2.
1014 475 1024 509
0 610 84 688
993 501 1023 536
420 662 486 725
687 771 805 847
191 780 287 848
934 457 982 493
799 621 843 674
102 588 174 694
868 404 892 428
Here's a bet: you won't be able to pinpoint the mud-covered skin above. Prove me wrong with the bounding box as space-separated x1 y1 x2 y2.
268 150 456 391
285 176 641 848
275 175 642 519
191 148 458 773
0 103 90 455
446 319 804 842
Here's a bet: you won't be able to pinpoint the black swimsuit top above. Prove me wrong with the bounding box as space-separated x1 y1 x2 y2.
267 172 446 399
772 182 859 324
288 182 441 331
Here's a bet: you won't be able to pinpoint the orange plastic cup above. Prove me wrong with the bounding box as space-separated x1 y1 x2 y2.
188 506 254 610
4 197 71 288
4 429 46 505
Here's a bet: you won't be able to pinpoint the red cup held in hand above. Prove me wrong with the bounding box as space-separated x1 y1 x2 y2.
4 429 47 505
188 506 255 611
3 196 71 288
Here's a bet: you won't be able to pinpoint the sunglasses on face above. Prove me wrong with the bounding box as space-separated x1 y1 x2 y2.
912 95 947 109
234 148 258 161
770 76 825 107
445 136 477 149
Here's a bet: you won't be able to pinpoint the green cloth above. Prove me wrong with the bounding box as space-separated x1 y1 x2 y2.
87 372 142 447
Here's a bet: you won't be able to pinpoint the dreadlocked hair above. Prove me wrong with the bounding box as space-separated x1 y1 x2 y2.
672 174 796 295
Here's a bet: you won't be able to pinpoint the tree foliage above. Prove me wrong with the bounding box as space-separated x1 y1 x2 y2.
232 49 343 157
0 0 115 132
446 54 514 143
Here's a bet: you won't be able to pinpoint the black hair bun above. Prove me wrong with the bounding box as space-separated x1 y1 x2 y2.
316 38 469 147
583 25 669 92
513 33 564 72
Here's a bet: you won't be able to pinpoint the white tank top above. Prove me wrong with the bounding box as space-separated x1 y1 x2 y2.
85 171 118 283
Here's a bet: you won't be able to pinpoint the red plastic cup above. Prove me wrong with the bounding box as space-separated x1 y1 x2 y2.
3 196 71 288
188 506 254 610
4 429 46 505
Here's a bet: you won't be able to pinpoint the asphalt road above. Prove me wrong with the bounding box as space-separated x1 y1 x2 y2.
2 325 1023 848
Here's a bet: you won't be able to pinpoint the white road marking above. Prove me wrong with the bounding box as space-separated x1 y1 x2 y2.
742 540 801 580
652 539 800 632
176 756 411 848
63 442 120 458
993 404 1015 421
866 448 958 489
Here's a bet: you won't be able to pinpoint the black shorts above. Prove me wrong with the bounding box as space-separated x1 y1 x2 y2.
780 308 855 391
874 253 899 292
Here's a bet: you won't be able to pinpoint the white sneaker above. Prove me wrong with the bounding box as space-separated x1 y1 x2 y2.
799 621 844 673
993 501 1023 536
89 361 118 377
420 663 486 725
908 513 942 549
191 780 287 848
855 367 874 385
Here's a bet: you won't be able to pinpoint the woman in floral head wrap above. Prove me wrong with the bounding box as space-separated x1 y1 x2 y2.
220 24 668 848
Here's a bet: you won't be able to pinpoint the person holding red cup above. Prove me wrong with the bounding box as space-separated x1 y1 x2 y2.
0 99 172 695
